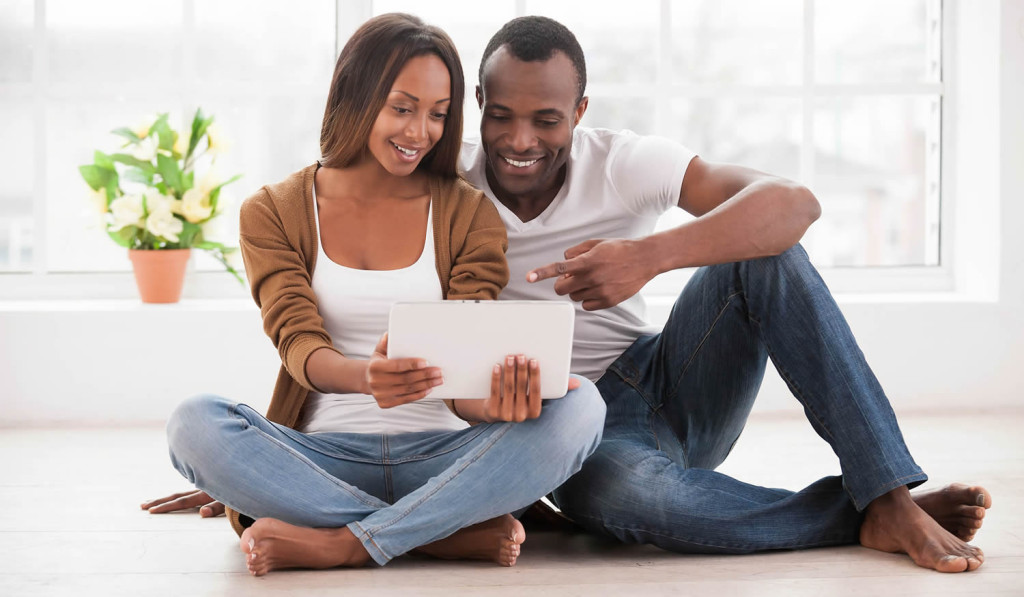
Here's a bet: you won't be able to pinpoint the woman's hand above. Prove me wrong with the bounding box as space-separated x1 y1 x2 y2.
366 333 444 408
456 356 582 423
140 489 224 517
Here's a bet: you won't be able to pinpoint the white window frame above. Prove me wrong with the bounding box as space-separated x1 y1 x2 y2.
0 0 991 302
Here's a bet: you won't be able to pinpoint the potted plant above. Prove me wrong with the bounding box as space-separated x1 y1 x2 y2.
79 108 242 303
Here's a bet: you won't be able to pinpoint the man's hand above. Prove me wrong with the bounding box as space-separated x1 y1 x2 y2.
367 333 445 408
527 238 657 310
140 490 224 517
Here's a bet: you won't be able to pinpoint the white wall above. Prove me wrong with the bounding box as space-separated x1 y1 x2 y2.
1 1 1022 426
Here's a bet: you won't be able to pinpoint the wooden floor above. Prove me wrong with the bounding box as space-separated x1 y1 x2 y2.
1 410 1021 596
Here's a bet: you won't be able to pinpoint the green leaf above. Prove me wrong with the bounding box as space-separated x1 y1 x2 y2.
206 174 241 213
156 153 184 196
178 221 201 248
110 127 141 143
110 153 156 173
93 150 114 170
151 113 174 151
187 108 213 159
107 225 140 248
79 164 114 191
123 168 154 186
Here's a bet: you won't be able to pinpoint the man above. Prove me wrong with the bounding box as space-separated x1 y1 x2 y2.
456 16 989 573
146 15 991 574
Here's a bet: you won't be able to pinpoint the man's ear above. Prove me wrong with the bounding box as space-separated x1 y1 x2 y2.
573 97 589 126
476 85 484 110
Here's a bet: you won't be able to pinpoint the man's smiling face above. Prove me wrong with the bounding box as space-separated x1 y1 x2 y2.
477 46 587 205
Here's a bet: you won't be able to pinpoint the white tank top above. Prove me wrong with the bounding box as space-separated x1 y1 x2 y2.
298 182 468 434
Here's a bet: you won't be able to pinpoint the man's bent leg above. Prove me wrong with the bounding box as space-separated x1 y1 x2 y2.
553 374 861 552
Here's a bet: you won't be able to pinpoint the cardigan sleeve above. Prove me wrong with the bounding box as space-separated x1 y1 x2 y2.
238 190 341 392
446 184 510 300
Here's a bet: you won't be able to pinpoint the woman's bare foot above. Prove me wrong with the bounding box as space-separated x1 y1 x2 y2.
912 483 992 541
860 486 984 572
239 518 372 576
415 514 526 567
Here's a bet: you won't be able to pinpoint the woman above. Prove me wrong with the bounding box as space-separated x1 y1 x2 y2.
160 13 605 576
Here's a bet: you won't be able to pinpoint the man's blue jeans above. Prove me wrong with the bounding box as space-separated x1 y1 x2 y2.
166 376 604 565
552 245 927 553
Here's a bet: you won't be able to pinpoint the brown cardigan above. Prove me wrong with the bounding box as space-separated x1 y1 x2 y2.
227 162 509 535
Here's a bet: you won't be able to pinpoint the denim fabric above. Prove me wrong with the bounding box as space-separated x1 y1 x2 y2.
552 245 926 554
167 375 604 565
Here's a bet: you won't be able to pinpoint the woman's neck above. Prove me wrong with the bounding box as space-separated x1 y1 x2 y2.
318 155 428 202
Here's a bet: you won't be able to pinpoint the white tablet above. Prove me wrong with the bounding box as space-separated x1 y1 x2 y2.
387 300 575 399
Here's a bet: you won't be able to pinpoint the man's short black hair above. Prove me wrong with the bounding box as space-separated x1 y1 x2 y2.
479 16 587 104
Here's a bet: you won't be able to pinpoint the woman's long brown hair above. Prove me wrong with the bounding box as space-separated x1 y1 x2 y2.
319 13 464 178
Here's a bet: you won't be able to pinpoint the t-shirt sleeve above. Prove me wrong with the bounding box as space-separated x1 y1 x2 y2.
606 132 697 216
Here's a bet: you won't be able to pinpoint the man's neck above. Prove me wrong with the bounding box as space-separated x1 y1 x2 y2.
486 166 567 223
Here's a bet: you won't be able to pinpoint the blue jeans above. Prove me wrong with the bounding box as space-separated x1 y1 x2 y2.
552 245 927 553
166 376 604 566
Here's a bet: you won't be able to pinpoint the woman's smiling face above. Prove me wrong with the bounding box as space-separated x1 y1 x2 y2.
366 53 452 177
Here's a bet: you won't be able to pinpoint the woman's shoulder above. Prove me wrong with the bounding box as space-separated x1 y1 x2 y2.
240 162 319 233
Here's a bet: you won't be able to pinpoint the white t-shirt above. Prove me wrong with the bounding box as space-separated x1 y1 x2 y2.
460 127 696 381
298 184 468 434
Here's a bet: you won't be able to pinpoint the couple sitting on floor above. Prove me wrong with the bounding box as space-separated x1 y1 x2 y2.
143 14 991 576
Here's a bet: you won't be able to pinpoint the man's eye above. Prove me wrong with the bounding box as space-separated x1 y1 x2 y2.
486 114 510 121
537 120 559 127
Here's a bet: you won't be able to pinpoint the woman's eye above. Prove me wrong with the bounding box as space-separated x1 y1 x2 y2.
392 106 412 114
431 112 448 121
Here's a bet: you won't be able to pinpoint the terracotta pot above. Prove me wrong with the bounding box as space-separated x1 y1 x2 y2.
128 249 191 304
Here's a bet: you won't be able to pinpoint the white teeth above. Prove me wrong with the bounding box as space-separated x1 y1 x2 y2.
391 142 418 156
503 156 539 168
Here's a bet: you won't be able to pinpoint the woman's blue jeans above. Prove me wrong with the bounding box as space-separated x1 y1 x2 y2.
552 244 927 554
166 376 604 565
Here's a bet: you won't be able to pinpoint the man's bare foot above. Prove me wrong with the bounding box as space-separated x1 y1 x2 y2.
415 514 526 567
239 518 371 576
860 486 984 572
913 483 992 541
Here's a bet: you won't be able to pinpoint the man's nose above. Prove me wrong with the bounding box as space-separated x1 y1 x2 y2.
508 120 536 153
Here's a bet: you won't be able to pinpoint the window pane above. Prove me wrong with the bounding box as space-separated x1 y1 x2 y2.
47 0 183 84
524 0 660 87
0 99 34 271
583 97 656 136
0 0 34 83
195 0 336 84
815 0 940 84
372 1 517 140
809 96 940 267
671 0 803 85
668 98 803 181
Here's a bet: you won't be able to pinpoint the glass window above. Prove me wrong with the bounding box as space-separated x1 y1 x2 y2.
0 0 34 83
0 99 34 271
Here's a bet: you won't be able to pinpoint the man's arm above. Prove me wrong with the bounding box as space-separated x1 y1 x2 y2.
527 157 821 310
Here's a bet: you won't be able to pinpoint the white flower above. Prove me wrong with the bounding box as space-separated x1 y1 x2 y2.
131 136 158 162
206 122 230 156
131 114 158 139
87 186 108 215
181 187 213 223
146 208 184 242
143 189 181 216
173 130 188 156
109 194 145 231
197 167 221 195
